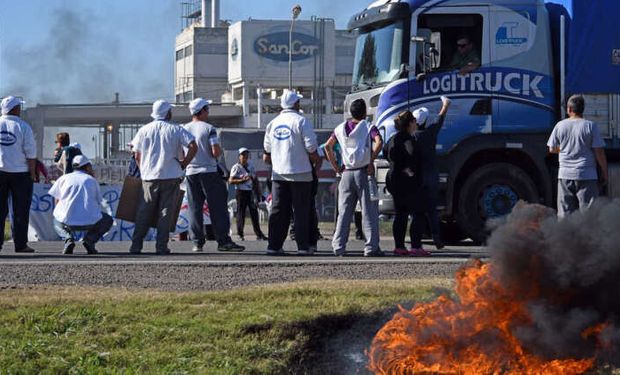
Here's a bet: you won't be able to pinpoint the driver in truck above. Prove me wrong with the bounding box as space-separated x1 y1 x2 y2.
450 36 480 76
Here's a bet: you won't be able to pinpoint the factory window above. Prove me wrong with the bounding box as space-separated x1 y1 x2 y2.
176 49 184 61
184 45 193 58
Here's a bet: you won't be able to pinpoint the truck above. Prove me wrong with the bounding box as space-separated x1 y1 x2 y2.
345 0 620 243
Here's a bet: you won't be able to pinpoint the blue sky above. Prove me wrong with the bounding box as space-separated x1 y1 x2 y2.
0 0 572 105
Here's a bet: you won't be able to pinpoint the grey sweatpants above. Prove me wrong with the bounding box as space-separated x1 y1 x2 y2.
332 169 380 255
131 178 180 251
557 179 598 218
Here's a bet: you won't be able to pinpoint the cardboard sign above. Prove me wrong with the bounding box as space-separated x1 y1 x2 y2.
116 176 184 232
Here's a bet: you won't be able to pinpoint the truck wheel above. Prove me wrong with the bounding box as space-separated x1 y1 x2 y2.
457 163 539 244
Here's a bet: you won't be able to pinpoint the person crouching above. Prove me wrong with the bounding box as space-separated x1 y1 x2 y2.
48 155 113 254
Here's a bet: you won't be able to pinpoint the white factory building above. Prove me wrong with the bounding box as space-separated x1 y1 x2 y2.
174 0 356 128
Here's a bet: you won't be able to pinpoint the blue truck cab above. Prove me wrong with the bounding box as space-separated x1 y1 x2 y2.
345 0 620 243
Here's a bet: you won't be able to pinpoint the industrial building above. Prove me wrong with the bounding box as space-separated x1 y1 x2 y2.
174 0 356 128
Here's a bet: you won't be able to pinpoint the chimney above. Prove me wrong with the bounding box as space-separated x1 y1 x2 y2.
201 0 208 27
211 0 220 28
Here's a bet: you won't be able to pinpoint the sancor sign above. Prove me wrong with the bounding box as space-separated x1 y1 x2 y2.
254 32 319 62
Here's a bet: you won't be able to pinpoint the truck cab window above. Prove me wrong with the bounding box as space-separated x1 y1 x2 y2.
415 14 483 75
352 21 406 90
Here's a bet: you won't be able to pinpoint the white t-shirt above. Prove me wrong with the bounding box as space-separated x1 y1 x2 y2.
0 115 36 173
131 120 195 180
230 161 255 191
49 171 103 226
183 121 219 175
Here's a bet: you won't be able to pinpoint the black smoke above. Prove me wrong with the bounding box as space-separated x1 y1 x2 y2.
2 3 176 104
487 200 620 363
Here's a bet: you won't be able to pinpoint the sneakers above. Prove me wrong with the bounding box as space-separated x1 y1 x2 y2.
257 234 268 241
393 248 409 257
410 248 432 257
192 244 203 252
364 249 385 257
15 246 35 253
266 248 285 256
63 240 75 255
82 241 98 255
218 242 245 252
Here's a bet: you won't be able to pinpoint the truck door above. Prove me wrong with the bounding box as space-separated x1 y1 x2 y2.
489 4 555 133
411 6 492 152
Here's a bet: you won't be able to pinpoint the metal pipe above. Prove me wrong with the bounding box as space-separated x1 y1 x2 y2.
289 5 302 90
560 15 566 117
201 0 208 27
257 85 262 128
211 0 220 28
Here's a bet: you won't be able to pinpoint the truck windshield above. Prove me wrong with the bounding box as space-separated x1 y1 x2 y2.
352 21 404 90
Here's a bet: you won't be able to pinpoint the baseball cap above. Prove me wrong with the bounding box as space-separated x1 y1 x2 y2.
238 147 249 155
280 90 303 109
413 107 430 125
72 155 91 168
189 98 213 115
150 99 175 120
1 96 25 115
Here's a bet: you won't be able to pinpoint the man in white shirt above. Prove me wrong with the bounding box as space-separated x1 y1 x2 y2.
129 100 198 255
263 90 319 255
229 147 267 241
183 98 244 252
0 96 37 253
48 155 113 254
324 99 383 257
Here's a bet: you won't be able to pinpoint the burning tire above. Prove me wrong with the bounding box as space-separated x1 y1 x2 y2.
457 162 539 244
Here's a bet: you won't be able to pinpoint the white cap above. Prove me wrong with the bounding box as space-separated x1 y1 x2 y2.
150 99 175 120
1 96 25 115
70 142 82 150
189 98 213 115
72 155 91 168
238 147 249 155
280 89 303 109
413 107 430 125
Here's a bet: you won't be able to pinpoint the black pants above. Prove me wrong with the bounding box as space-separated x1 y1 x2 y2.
392 191 414 250
410 185 440 248
269 180 312 251
0 172 33 250
236 190 264 237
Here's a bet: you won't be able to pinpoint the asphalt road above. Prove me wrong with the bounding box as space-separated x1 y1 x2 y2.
0 238 487 291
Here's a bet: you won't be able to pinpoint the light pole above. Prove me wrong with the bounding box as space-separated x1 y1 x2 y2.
288 4 302 90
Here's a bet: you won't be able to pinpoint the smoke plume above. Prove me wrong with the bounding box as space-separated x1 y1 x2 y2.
489 200 620 362
2 3 176 104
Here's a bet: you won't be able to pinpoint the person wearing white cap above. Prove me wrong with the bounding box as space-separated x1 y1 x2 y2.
229 147 268 241
129 99 198 255
48 155 113 254
0 96 37 253
183 98 244 252
263 89 319 255
410 95 452 253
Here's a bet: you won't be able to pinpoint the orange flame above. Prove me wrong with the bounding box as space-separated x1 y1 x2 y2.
368 260 599 374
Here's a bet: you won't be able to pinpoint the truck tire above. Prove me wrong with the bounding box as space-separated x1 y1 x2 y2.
457 163 539 244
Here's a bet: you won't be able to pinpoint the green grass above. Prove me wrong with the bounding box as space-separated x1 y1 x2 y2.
0 279 450 374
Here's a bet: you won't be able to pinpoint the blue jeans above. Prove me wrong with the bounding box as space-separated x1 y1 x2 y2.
0 172 33 250
54 213 113 244
186 172 232 246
